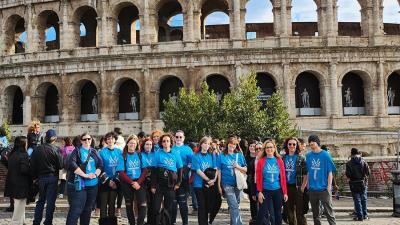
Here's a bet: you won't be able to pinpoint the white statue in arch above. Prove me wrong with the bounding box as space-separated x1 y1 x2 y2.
216 91 223 104
130 94 137 112
92 95 98 114
170 93 178 106
344 87 352 107
388 87 395 107
301 88 310 108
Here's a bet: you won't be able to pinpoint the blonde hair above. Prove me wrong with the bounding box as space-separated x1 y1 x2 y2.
260 139 281 159
28 120 41 133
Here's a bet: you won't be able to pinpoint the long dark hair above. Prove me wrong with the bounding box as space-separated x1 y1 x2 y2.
10 136 27 156
223 136 240 155
283 137 300 155
141 137 154 153
123 135 139 158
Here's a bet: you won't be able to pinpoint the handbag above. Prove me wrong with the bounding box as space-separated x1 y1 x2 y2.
234 153 248 190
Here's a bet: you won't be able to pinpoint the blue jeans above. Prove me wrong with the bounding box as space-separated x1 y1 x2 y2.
222 184 243 225
33 175 58 225
66 184 98 225
352 189 368 219
256 189 283 225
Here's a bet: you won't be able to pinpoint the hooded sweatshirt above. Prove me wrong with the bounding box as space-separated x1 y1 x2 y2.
345 155 370 181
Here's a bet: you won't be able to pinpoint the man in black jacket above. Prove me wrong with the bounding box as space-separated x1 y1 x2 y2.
345 148 370 221
31 129 63 225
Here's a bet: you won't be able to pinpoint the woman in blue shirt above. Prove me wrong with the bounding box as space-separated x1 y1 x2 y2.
217 137 247 225
150 133 183 225
140 138 156 225
66 132 102 225
99 132 124 224
192 136 219 225
118 135 147 225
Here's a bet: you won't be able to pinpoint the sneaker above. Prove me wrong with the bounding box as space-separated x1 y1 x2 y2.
363 216 369 220
353 217 363 221
58 194 64 199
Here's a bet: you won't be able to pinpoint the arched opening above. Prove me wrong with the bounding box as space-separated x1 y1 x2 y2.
206 74 231 104
117 4 140 45
44 85 59 122
4 15 26 54
201 0 230 39
37 10 60 51
337 0 362 36
157 0 183 42
80 81 98 121
387 71 400 114
118 79 140 120
342 72 365 115
245 0 274 39
295 72 321 116
74 6 98 47
383 0 400 35
255 73 276 107
291 0 318 36
159 76 184 114
4 86 24 125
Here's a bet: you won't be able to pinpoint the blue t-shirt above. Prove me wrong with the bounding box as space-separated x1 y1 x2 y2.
0 136 9 148
117 152 142 180
284 154 298 185
80 147 98 187
217 152 247 186
99 147 124 179
173 145 193 167
306 150 336 191
191 152 217 188
154 149 183 172
154 144 162 152
141 151 156 168
263 157 281 190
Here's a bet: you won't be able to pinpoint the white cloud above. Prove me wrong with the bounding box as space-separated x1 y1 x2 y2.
383 0 400 23
245 0 274 23
337 0 361 22
291 0 318 22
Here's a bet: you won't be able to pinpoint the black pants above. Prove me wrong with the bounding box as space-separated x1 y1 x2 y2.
171 184 189 225
152 185 175 225
146 185 155 225
117 188 123 209
248 193 258 222
194 185 222 225
121 182 147 225
58 179 66 195
99 185 118 218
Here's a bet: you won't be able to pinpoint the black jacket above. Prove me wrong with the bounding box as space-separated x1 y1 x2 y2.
346 155 370 182
27 132 43 149
4 150 31 199
30 143 63 179
245 155 256 196
66 147 103 184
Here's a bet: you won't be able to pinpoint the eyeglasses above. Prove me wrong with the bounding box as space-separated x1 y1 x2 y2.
265 146 274 149
162 140 170 143
288 143 297 146
175 136 183 139
81 138 92 141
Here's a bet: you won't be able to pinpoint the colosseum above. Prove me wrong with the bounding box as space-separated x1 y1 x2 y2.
0 0 399 156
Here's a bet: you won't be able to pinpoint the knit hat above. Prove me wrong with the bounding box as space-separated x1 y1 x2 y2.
308 135 320 146
46 129 57 138
351 148 360 156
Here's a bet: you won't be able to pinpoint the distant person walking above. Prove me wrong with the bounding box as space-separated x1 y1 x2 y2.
346 148 370 221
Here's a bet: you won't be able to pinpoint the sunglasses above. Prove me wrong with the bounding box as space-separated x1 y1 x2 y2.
288 143 297 146
81 138 92 141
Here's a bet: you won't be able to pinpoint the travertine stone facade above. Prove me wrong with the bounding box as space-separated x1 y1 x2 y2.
0 0 399 156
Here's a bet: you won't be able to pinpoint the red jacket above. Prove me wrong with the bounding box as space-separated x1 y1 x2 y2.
256 156 287 195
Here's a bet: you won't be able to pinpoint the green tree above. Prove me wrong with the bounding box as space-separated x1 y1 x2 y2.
222 73 267 141
264 90 298 146
1 121 12 141
162 82 224 142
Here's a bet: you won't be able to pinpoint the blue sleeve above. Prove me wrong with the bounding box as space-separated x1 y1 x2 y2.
213 154 218 169
187 149 194 164
239 153 247 167
191 155 199 170
153 152 159 168
216 154 221 169
116 155 125 172
176 152 183 169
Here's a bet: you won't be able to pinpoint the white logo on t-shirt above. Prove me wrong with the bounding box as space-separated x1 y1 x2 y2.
286 158 295 181
201 161 210 171
311 159 321 180
128 160 140 175
164 158 175 168
267 163 278 183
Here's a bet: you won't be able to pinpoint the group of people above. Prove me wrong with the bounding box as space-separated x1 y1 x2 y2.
1 120 372 225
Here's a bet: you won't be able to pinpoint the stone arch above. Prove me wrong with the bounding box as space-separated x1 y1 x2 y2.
200 0 231 39
37 10 60 51
245 0 274 38
112 2 142 45
337 0 362 36
338 68 373 87
159 75 184 112
291 0 319 36
3 85 24 124
80 80 98 116
34 82 60 123
117 79 141 119
205 74 231 102
290 69 327 87
157 0 183 42
387 71 400 108
256 72 276 107
72 6 98 47
341 71 372 115
295 72 321 108
3 14 26 54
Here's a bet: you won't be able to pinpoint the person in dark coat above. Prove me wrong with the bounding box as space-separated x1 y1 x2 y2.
5 136 31 225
